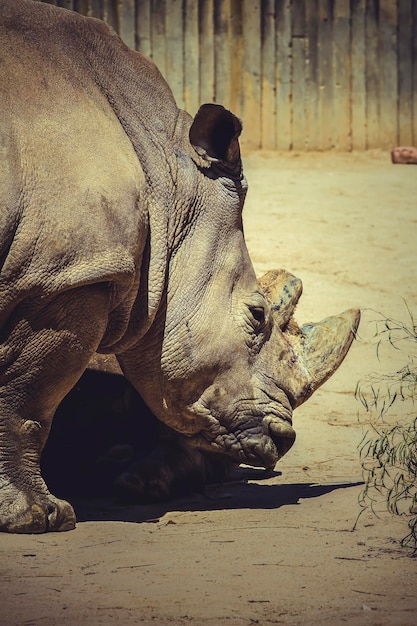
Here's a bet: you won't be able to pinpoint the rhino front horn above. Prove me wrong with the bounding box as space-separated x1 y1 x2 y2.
288 308 361 408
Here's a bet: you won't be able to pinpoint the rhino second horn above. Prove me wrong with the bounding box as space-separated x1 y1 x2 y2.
289 308 361 408
259 269 303 329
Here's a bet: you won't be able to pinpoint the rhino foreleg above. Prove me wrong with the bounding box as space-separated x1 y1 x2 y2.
0 286 109 533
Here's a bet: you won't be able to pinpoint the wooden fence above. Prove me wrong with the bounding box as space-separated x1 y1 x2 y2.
37 0 417 151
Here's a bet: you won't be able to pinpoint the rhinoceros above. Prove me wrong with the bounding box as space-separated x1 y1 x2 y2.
0 0 360 533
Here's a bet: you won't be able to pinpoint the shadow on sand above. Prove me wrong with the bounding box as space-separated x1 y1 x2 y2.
72 476 363 525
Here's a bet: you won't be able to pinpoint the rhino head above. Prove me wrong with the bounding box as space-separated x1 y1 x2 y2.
118 104 360 471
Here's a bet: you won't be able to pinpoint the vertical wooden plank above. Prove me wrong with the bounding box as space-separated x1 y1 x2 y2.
184 0 200 114
306 0 320 150
152 0 167 77
318 0 333 150
365 0 379 149
351 0 366 150
119 0 136 49
241 0 261 148
275 0 292 150
214 0 231 109
378 0 398 148
199 0 215 104
413 0 417 145
165 0 184 108
136 0 152 56
261 0 276 149
101 0 118 30
333 0 351 150
87 0 103 19
229 0 243 115
292 0 307 150
398 0 413 145
73 0 89 15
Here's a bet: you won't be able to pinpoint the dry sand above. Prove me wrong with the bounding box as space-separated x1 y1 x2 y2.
1 152 416 625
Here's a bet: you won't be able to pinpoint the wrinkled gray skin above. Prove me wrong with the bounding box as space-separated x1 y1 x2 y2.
0 0 360 533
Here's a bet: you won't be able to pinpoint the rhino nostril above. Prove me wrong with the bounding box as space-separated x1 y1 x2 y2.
274 434 296 458
266 418 296 459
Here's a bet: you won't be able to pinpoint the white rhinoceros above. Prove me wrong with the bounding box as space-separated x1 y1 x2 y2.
0 0 360 532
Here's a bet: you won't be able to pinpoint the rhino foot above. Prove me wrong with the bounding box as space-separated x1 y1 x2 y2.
0 486 76 533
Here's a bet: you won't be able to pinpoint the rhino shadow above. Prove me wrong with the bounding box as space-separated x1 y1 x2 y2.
71 480 363 525
42 370 362 524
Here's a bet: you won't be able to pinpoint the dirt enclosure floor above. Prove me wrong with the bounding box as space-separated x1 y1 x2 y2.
1 152 417 625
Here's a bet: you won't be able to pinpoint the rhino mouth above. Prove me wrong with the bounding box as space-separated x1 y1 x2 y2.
228 414 296 468
187 407 295 469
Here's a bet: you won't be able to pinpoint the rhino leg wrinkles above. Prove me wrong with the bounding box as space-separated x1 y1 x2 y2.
0 286 110 532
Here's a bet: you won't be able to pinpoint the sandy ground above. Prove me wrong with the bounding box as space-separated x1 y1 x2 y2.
1 152 416 625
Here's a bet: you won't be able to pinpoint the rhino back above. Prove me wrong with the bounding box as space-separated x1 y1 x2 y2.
0 0 179 329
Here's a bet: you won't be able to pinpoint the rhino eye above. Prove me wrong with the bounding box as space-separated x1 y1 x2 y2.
250 306 266 328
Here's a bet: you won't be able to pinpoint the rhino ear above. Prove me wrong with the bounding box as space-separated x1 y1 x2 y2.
189 104 242 169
